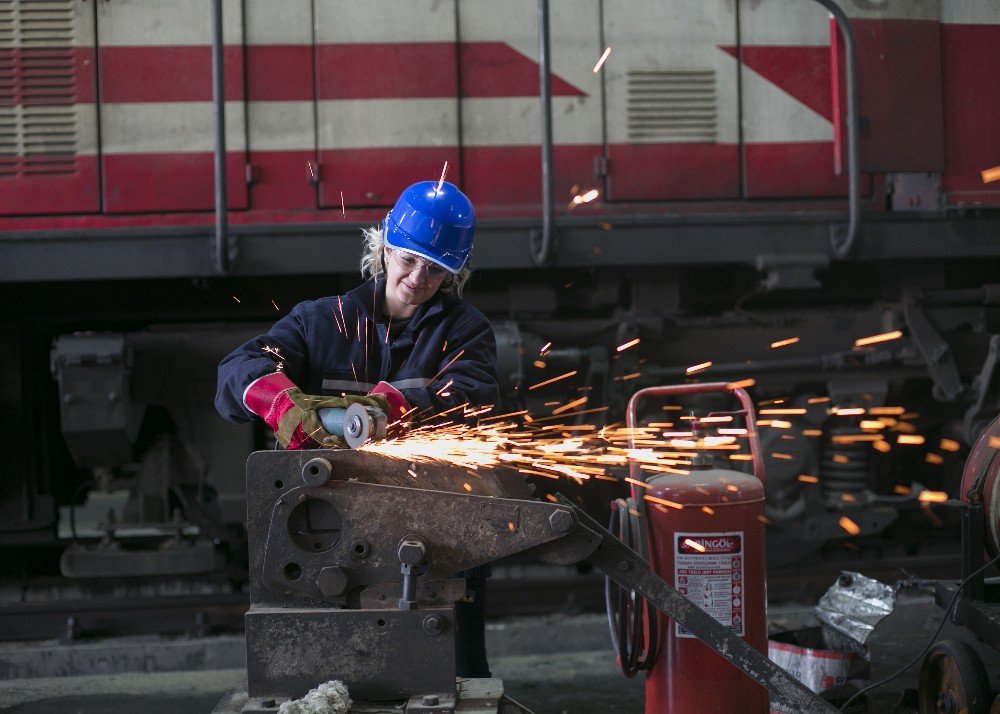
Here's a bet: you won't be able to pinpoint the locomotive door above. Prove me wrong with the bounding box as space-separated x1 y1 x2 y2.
96 0 248 213
601 0 741 200
0 0 100 215
314 0 461 209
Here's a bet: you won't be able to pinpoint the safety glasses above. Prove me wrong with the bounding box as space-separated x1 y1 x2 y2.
385 247 450 280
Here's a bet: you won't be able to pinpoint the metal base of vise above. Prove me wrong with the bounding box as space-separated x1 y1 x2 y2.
212 677 535 713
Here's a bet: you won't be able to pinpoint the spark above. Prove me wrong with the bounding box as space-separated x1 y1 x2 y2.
430 349 466 383
859 420 885 430
940 438 960 452
897 434 925 445
728 378 756 389
436 161 449 192
553 396 588 415
507 521 516 532
841 493 857 503
833 455 850 464
624 477 649 489
918 490 948 503
873 440 891 453
528 370 577 390
726 484 739 492
832 407 865 416
232 295 241 303
718 428 747 435
757 515 774 525
701 506 715 515
769 420 792 429
644 495 683 510
617 338 640 352
839 517 861 536
771 453 793 460
770 337 800 348
893 484 911 495
407 468 417 478
686 361 712 374
798 474 819 483
598 222 613 231
925 453 944 465
540 342 552 356
617 372 641 381
988 436 1000 449
868 406 905 415
271 299 280 311
571 189 600 205
855 330 903 347
803 429 824 437
534 360 546 369
982 165 1000 183
592 46 611 73
545 494 558 503
729 454 753 461
683 538 706 553
340 190 345 215
759 408 806 415
808 396 830 404
463 483 472 492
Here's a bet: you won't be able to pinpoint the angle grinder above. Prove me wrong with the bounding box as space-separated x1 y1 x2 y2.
318 403 388 449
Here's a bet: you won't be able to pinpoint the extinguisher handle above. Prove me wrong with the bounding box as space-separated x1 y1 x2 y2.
625 381 764 485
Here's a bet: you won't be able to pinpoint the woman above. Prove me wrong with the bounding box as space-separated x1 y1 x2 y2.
215 180 499 445
214 179 498 678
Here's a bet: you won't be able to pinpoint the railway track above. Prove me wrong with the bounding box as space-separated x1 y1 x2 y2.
0 551 965 643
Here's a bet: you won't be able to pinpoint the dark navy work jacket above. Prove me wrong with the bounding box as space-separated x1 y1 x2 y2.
215 277 500 423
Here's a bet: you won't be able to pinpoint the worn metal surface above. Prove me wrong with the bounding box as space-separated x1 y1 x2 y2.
815 572 897 646
245 607 456 702
258 481 572 602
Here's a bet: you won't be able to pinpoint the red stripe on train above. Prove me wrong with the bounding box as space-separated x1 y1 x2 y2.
96 43 583 103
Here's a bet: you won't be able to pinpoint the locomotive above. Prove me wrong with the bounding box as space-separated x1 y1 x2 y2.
2 0 999 588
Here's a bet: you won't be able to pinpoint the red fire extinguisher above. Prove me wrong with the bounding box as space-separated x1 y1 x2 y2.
607 382 769 713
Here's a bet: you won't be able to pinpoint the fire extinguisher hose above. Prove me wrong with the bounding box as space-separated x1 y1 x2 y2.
606 496 659 677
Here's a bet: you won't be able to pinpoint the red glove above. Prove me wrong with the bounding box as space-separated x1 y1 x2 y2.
369 381 410 424
243 372 319 449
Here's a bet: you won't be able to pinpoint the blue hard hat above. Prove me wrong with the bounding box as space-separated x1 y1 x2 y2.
382 180 475 274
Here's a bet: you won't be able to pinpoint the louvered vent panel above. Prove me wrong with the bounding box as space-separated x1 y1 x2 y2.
626 69 716 143
0 0 78 177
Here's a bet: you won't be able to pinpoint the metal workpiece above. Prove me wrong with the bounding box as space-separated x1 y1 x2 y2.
259 480 573 601
240 450 835 712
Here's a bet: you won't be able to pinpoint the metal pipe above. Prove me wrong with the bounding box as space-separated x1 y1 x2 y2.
211 0 230 275
811 0 860 258
530 0 555 266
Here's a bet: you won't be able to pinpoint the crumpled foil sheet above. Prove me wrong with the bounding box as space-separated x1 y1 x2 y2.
815 571 896 646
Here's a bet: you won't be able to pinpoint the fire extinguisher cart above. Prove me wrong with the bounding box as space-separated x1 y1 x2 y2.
608 381 771 714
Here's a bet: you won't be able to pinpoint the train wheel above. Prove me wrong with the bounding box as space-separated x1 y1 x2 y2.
918 640 993 714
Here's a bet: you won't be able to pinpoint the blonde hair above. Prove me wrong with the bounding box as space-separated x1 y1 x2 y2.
360 225 472 297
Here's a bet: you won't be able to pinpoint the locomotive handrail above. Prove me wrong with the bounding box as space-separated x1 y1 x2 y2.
625 382 765 497
530 0 556 267
211 0 231 275
812 0 861 259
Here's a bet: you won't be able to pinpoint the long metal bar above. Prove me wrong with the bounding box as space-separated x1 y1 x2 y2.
530 0 555 266
211 0 230 275
564 499 839 713
812 0 861 258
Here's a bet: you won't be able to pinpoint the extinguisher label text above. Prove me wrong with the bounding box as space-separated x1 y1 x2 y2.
674 531 744 638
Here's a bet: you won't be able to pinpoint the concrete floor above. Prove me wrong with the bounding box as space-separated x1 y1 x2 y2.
2 593 999 713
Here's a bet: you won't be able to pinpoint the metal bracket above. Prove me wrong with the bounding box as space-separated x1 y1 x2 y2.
902 298 963 401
